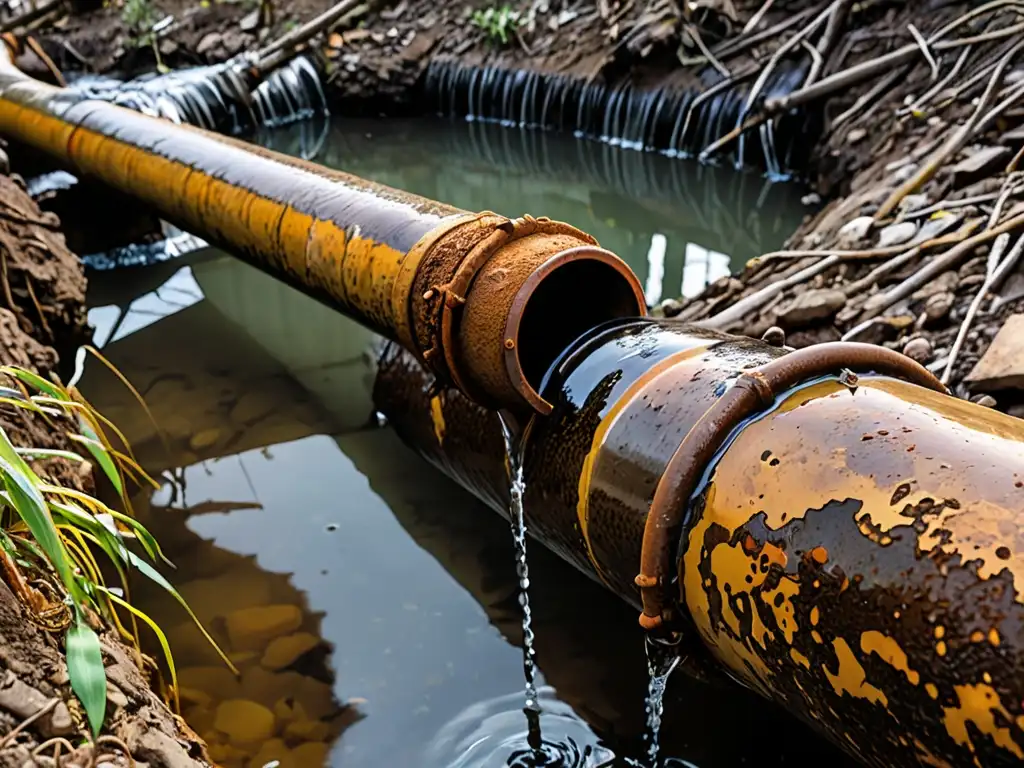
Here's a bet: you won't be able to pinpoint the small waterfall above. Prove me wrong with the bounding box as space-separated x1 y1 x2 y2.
66 55 328 135
423 58 813 175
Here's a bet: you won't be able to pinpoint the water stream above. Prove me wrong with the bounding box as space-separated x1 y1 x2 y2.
70 116 853 768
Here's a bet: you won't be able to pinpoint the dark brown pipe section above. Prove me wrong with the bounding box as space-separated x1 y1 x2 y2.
0 48 646 416
375 319 1024 768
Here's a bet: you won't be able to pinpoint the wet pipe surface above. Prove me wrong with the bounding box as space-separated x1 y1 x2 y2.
375 319 1024 768
5 50 1024 767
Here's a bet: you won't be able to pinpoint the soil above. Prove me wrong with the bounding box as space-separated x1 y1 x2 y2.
0 164 211 766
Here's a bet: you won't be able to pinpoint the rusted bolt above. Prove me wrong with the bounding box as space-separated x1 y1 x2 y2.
504 338 515 350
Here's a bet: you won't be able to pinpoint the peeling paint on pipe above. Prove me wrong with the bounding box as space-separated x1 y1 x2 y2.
374 319 1024 768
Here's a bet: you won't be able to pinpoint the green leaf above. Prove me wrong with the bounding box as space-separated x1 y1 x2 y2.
125 549 238 675
73 420 123 497
0 366 68 401
0 456 77 598
15 448 88 463
66 616 106 736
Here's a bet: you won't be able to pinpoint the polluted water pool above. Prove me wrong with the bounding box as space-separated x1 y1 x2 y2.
77 116 852 767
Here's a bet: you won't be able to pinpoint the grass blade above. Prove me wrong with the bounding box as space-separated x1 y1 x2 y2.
125 549 238 675
0 456 78 601
66 615 106 736
0 366 68 401
99 587 180 712
75 418 123 497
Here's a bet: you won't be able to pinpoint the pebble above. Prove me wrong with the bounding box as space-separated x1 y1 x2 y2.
761 326 786 347
966 314 1024 391
846 128 867 144
837 216 874 248
912 270 959 301
261 632 321 671
214 699 277 744
877 221 918 248
903 337 932 364
657 298 684 317
775 288 846 326
924 292 955 322
893 163 920 183
225 604 303 652
971 394 998 408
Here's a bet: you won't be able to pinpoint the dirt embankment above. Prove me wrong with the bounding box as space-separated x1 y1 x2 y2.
0 160 211 766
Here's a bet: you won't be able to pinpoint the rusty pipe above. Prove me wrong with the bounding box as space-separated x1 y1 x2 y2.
0 46 645 416
374 318 1024 768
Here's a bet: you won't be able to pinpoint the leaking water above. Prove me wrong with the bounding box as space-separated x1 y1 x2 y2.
643 638 682 767
67 116 852 767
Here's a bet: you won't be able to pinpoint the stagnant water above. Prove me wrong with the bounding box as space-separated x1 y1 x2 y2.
75 118 854 767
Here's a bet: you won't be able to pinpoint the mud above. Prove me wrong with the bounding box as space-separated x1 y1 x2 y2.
0 160 210 765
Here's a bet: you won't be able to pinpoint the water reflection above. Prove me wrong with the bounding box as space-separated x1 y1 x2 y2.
253 116 807 304
80 250 854 767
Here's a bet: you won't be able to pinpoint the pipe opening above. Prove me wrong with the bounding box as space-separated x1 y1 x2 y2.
511 252 646 408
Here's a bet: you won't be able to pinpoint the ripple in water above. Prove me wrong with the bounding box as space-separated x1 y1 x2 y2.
423 687 616 767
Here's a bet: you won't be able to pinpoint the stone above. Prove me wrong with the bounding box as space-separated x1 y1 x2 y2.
775 289 846 327
911 270 958 301
924 292 954 322
178 666 243 700
284 717 331 740
655 298 684 317
226 604 303 652
846 128 867 144
196 32 223 56
877 221 918 248
291 742 330 765
966 315 1024 391
240 8 261 31
261 632 321 671
951 146 1011 188
911 212 960 244
971 394 998 408
214 699 277 744
241 666 307 707
106 682 129 710
893 163 919 184
248 738 293 768
837 216 873 248
178 571 274 624
801 192 821 206
761 326 786 347
898 194 929 213
902 337 932 364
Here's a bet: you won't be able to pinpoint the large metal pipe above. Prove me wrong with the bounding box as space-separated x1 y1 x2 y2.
5 42 1024 768
0 40 645 417
374 320 1024 768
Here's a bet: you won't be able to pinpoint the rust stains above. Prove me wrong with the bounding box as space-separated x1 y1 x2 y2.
823 638 889 708
860 631 920 685
942 684 1024 764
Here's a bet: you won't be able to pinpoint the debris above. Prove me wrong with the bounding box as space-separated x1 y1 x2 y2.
965 315 1024 391
951 146 1012 188
902 336 932 364
775 288 846 327
837 216 873 248
877 221 917 248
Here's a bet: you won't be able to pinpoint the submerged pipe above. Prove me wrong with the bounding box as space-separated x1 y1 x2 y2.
0 44 645 417
375 320 1024 768
4 45 1024 768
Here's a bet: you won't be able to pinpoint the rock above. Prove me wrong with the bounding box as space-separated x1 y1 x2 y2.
240 8 261 31
261 632 321 671
214 699 277 744
971 394 998 408
178 571 274 624
911 270 958 301
761 326 786 347
893 163 919 184
877 221 918 248
775 289 846 327
178 666 243 700
196 32 223 56
226 604 303 652
898 194 929 213
220 30 248 56
107 682 129 710
966 315 1024 391
0 148 9 176
284 717 331 740
241 666 307 707
923 292 954 322
656 298 684 317
785 325 842 348
903 337 932 364
951 146 1011 188
837 216 873 248
846 128 867 144
911 212 960 244
291 742 330 765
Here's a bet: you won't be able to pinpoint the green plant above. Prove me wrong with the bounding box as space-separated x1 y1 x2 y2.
471 4 520 46
121 0 159 47
0 354 235 738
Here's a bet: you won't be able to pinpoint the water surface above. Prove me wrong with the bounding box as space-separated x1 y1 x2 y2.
79 120 845 768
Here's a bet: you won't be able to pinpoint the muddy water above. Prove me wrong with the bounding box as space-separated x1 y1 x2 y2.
77 121 846 768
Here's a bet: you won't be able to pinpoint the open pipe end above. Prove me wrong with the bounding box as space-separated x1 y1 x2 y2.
503 246 647 414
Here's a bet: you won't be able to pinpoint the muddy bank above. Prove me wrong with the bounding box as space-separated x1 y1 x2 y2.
0 161 211 766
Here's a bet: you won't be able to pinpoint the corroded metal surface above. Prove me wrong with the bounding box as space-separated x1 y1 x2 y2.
375 319 1024 767
0 52 645 416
